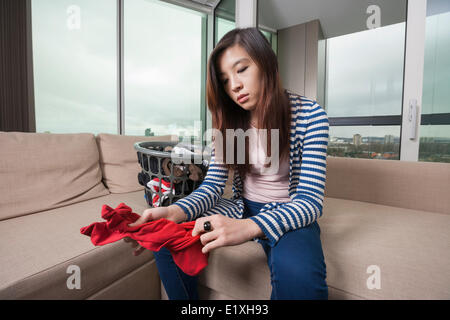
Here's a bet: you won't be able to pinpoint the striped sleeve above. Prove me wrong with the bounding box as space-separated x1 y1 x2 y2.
249 102 329 246
172 142 229 221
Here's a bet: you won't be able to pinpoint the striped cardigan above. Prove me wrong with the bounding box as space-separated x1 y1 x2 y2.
173 90 329 247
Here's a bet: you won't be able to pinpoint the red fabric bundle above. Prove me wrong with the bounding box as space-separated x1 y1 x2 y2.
80 203 208 276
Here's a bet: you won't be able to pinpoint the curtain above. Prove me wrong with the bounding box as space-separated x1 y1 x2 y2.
0 0 35 132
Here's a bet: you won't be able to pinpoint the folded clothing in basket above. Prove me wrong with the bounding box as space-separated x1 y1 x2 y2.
80 202 209 276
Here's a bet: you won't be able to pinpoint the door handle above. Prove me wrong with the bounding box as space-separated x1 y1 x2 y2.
408 99 418 140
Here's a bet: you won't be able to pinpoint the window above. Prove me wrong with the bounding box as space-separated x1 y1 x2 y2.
32 0 117 134
215 0 235 45
419 1 450 163
124 0 206 139
216 17 236 45
32 0 209 138
326 22 406 160
215 0 277 53
260 29 277 55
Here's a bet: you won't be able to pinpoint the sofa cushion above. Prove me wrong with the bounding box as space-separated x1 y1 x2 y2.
324 156 450 215
198 239 271 300
321 197 450 299
0 191 153 299
197 197 450 300
96 133 178 194
0 132 110 221
86 260 161 300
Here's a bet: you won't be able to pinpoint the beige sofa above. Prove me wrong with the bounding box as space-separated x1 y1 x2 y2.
0 131 177 299
1 131 449 300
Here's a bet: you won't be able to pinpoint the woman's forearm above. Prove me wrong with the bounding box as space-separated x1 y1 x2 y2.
243 219 264 239
168 204 187 223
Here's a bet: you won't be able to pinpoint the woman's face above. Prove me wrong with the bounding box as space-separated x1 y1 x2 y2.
218 44 262 113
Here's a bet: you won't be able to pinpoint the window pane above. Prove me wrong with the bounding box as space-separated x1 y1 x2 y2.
216 17 235 44
326 23 405 117
260 29 277 55
323 1 407 160
215 0 235 45
271 32 278 55
419 125 450 163
32 0 117 134
124 0 205 138
419 0 450 162
260 29 271 43
422 11 450 114
328 126 400 160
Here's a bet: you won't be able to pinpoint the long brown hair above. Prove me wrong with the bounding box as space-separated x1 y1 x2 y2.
206 27 291 181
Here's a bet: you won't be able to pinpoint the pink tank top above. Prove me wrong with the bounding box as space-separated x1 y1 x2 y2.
242 125 291 203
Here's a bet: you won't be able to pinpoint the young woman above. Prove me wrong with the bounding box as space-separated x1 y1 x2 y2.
125 27 329 300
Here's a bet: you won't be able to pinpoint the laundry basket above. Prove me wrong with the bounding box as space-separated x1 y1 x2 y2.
134 141 210 208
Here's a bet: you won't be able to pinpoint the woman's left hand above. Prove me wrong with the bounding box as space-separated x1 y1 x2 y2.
192 215 263 254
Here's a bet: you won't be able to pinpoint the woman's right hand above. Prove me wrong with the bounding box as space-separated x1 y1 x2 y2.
123 205 186 256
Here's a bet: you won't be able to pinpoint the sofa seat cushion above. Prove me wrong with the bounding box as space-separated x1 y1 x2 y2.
197 197 450 300
0 191 155 299
198 239 271 300
320 197 450 299
0 132 110 221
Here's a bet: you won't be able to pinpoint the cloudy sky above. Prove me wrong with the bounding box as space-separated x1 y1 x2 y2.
32 0 204 137
31 0 449 140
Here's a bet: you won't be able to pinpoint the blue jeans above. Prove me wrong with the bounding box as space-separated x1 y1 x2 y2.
152 197 328 300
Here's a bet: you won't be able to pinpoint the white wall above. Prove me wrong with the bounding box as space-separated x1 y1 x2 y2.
278 19 323 100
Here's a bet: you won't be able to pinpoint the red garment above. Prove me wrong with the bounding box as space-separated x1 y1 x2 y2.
80 203 208 276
